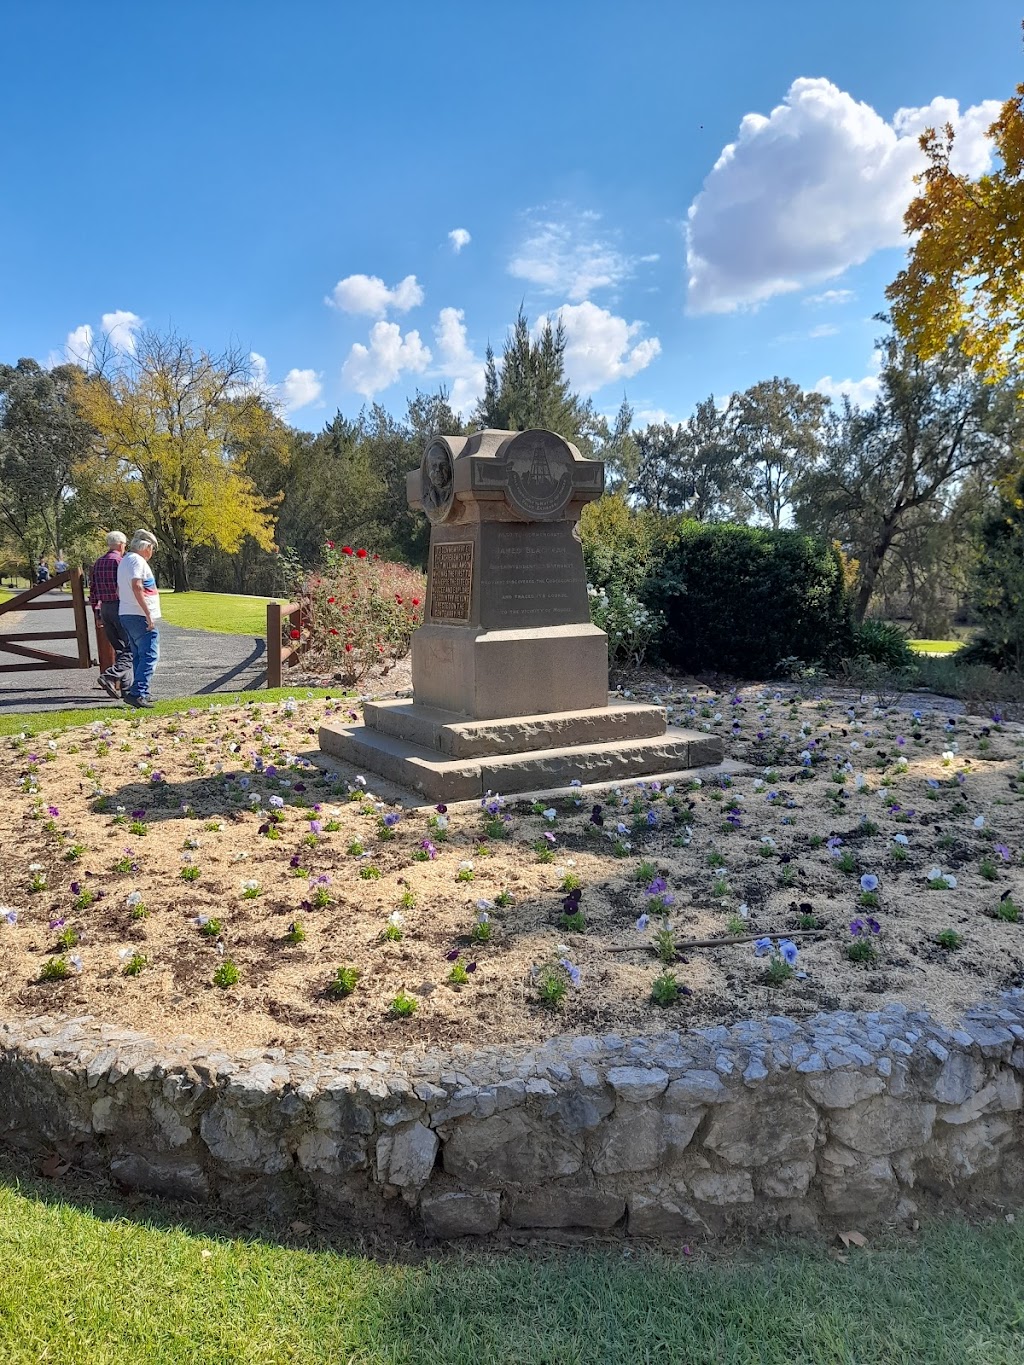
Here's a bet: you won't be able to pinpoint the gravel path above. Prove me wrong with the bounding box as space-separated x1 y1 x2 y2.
0 597 267 713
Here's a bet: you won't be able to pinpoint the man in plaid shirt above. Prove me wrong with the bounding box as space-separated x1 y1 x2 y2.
89 531 133 699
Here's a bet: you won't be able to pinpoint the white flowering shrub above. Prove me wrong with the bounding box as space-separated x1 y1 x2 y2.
588 584 664 667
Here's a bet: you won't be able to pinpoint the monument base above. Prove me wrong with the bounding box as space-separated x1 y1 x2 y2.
411 622 609 720
318 699 724 802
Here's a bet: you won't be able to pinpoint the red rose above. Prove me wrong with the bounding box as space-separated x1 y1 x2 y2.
342 546 353 556
356 548 368 559
396 595 403 604
289 629 300 640
412 597 421 606
326 540 335 549
373 553 380 560
329 628 339 636
345 643 353 652
327 596 335 604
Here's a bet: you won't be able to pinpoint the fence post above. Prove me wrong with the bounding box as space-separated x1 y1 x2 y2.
70 569 91 667
267 603 282 688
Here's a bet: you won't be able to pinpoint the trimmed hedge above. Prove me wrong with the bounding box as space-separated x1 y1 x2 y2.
647 522 853 677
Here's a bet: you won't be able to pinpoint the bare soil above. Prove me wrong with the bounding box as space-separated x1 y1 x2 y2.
1 681 1022 1053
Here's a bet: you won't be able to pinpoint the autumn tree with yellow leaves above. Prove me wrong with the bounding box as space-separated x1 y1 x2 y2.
887 51 1024 384
75 332 284 591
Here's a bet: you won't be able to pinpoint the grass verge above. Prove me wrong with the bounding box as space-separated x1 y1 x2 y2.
0 686 343 737
1 1171 1023 1364
159 591 282 636
909 640 965 655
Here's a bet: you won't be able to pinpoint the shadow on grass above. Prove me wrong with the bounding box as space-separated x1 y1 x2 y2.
3 1148 1024 1365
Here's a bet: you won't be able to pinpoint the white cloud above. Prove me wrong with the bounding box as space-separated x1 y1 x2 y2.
101 309 142 354
804 288 856 307
432 307 485 416
448 228 471 253
808 323 840 339
814 350 883 408
64 324 94 367
539 301 661 393
280 368 323 413
342 321 431 397
326 273 424 316
635 408 676 427
509 209 643 302
249 351 272 395
686 79 1001 314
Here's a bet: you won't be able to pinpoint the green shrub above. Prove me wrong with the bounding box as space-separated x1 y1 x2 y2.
648 522 852 677
853 619 915 668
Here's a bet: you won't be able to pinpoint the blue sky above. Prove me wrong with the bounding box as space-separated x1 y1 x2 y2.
0 1 1018 431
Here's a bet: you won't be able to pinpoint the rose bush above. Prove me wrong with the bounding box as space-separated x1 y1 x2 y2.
297 543 425 685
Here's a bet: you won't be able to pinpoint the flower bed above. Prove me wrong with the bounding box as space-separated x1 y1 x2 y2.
1 688 1022 1051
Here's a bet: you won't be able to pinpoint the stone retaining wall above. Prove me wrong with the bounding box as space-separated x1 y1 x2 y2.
3 996 1024 1240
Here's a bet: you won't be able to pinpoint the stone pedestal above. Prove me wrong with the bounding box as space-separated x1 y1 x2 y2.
319 428 724 800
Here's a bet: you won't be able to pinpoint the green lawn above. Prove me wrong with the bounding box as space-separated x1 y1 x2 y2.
909 639 966 655
0 686 342 737
1 1174 1022 1364
159 591 282 636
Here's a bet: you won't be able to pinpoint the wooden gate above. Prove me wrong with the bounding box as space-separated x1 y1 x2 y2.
0 570 92 674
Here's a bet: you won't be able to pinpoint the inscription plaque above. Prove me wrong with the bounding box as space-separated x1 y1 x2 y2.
479 521 587 629
429 541 474 622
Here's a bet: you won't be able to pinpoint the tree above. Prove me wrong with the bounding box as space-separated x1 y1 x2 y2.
731 378 830 530
969 466 1024 671
632 397 741 520
0 358 96 577
474 309 594 447
74 331 281 591
794 334 1019 622
887 62 1024 383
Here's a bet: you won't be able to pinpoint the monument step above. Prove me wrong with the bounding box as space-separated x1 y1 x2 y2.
319 719 724 802
362 698 669 759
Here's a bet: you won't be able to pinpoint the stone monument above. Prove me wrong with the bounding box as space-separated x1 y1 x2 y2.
319 429 723 799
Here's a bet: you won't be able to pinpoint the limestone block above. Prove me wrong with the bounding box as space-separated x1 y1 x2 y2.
758 1160 816 1200
421 1190 501 1238
296 1130 368 1177
110 1152 209 1201
379 1122 438 1192
606 1066 670 1102
931 1052 987 1106
938 1074 1023 1125
592 1107 665 1175
687 1170 755 1205
663 1109 706 1161
443 1111 582 1186
664 1072 727 1108
935 1115 1015 1179
539 1087 615 1133
508 1188 625 1230
804 1071 885 1110
703 1094 818 1166
819 1144 895 1215
627 1195 707 1238
829 1098 936 1155
200 1101 290 1174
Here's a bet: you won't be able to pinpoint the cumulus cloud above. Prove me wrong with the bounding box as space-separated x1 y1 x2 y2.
280 368 323 412
432 307 485 416
101 309 142 354
635 408 677 427
448 228 471 253
807 323 840 339
539 301 661 393
326 273 424 316
686 79 1001 314
342 321 431 397
509 209 643 302
63 324 94 368
814 350 883 408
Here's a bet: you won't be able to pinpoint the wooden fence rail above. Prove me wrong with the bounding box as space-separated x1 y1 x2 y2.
0 570 92 673
266 601 307 688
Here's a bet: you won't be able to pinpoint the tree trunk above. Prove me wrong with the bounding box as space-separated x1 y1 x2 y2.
854 526 897 622
170 549 190 593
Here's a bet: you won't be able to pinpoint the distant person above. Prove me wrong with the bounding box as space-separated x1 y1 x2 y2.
54 551 69 587
89 531 132 701
117 529 161 709
35 558 49 584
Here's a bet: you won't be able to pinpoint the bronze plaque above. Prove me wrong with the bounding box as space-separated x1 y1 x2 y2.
429 541 474 622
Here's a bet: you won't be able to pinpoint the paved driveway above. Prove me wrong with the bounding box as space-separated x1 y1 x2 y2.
0 596 268 713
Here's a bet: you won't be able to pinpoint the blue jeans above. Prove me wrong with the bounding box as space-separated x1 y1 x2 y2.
121 614 160 699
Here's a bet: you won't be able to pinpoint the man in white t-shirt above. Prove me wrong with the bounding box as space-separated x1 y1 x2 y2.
116 529 162 708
